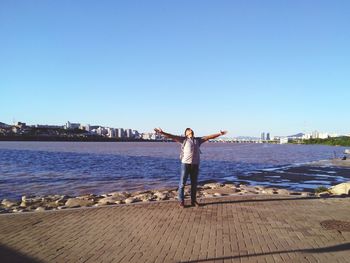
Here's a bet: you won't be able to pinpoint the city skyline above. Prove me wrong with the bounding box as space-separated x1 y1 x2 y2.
1 119 346 139
1 1 349 136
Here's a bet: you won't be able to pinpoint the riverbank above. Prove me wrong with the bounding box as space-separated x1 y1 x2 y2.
0 182 319 214
1 142 348 200
2 157 350 214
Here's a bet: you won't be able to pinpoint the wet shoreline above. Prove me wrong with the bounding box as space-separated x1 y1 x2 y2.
1 158 350 214
1 142 348 199
232 160 350 192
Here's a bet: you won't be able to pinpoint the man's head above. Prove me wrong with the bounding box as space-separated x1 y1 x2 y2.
184 128 194 138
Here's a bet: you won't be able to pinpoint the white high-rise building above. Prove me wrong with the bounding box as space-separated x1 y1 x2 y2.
80 124 91 131
302 133 312 140
107 128 116 138
312 130 319 139
125 129 133 138
116 128 124 138
65 121 80 129
142 133 153 140
318 133 329 139
96 127 107 136
280 137 290 144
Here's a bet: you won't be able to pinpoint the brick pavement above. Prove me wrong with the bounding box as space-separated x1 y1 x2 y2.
0 195 350 263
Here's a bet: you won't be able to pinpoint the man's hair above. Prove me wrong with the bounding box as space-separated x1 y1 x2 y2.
184 128 194 137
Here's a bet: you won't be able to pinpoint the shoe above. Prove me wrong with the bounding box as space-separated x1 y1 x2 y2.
179 201 185 208
191 201 200 207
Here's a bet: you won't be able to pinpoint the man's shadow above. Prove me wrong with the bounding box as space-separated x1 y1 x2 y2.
0 244 41 263
179 242 350 262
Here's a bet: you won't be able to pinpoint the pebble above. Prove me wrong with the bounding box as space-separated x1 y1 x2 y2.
277 189 291 195
154 192 168 201
1 199 18 208
124 197 138 204
263 188 278 195
134 193 155 202
317 191 330 198
203 183 224 189
98 196 124 205
65 198 94 208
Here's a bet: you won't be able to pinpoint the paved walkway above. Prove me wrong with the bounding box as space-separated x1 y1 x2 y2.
1 195 350 263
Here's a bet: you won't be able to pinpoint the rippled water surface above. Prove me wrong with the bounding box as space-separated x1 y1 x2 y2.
0 141 348 199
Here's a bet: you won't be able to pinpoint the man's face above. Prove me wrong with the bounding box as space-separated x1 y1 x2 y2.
186 129 194 138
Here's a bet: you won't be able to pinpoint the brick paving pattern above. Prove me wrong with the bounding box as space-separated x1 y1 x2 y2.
1 195 350 263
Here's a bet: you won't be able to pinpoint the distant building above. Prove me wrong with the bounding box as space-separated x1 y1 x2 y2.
302 133 312 140
125 129 133 138
116 128 124 138
318 133 330 139
15 122 26 128
79 124 91 131
273 136 281 141
280 137 290 144
266 133 271 141
107 128 116 138
261 132 265 141
96 127 107 136
65 121 80 129
142 133 153 140
312 130 319 139
133 130 140 139
302 131 340 140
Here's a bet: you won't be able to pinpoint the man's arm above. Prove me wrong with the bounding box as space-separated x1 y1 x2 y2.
201 130 228 142
154 128 184 143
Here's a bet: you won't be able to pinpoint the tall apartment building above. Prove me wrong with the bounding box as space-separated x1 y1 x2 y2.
116 128 124 138
107 128 116 138
125 129 133 138
261 132 265 141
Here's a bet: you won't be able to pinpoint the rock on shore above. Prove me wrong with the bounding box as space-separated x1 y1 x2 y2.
2 182 349 214
317 182 350 197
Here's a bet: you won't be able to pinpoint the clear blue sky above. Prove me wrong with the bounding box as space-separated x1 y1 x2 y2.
1 1 349 137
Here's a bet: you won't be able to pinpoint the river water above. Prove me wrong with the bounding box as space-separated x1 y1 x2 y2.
0 141 348 199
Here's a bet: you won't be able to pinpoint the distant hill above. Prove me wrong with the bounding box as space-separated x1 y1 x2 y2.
302 136 350 147
288 133 304 137
0 122 9 127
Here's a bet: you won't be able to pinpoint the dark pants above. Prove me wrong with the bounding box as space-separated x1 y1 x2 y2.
178 163 199 203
